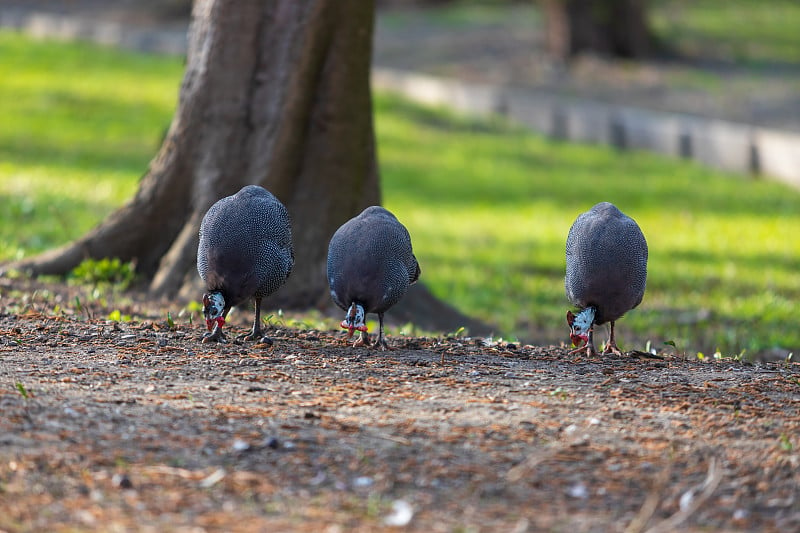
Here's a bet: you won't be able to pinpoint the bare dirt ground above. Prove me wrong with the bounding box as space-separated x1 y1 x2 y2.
1 278 798 532
1 3 799 531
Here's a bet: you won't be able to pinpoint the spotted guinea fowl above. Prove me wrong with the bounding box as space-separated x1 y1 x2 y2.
197 185 293 344
327 206 420 350
565 202 647 355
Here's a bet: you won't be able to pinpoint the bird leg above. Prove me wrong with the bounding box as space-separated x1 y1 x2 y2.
601 321 623 355
568 327 598 356
353 330 370 348
375 313 390 351
239 298 272 345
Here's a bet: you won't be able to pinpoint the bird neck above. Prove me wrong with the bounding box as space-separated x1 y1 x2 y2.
572 306 596 335
340 302 368 334
346 302 366 329
203 291 226 320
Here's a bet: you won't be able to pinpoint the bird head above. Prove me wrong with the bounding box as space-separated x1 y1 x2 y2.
566 307 595 348
340 302 367 338
202 292 226 331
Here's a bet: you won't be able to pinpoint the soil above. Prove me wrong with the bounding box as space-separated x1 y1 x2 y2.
1 278 798 532
1 3 799 531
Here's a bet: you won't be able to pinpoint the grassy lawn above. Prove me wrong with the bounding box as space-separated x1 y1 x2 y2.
651 0 800 64
1 30 798 358
380 0 800 66
0 31 179 261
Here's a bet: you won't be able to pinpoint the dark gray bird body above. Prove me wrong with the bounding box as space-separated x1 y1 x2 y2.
565 202 647 354
197 185 293 343
327 206 420 349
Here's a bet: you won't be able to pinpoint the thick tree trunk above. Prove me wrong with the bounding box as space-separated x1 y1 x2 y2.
542 0 653 60
7 0 490 336
11 0 379 309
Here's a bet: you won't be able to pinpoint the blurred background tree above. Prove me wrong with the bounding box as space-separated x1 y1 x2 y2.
540 0 654 59
378 0 655 60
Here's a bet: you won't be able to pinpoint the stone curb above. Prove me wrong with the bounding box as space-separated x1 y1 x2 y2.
372 69 800 190
0 9 188 55
4 9 799 190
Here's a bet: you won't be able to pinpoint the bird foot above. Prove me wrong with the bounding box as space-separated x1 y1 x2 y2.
375 338 391 351
601 343 623 356
202 329 228 344
568 343 597 356
238 329 271 344
236 330 262 341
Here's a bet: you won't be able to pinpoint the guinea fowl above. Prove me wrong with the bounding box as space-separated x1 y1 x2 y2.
327 206 421 350
565 202 647 355
197 185 293 344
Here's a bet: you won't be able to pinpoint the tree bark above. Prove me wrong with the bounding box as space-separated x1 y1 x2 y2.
542 0 653 60
6 0 491 336
10 0 379 309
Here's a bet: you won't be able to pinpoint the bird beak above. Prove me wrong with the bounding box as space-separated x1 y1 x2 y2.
207 317 225 331
570 333 588 348
340 320 368 338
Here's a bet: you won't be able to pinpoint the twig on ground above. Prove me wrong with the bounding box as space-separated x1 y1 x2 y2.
640 457 723 533
505 448 558 483
624 463 672 533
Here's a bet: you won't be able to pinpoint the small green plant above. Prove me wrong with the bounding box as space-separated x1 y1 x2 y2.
550 387 568 400
70 258 136 289
711 349 746 362
182 301 203 326
778 434 793 452
166 311 175 330
365 493 386 520
15 382 30 399
107 309 131 323
449 326 466 339
663 339 689 359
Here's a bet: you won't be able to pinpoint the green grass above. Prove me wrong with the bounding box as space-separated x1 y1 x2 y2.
651 0 800 64
0 31 181 260
380 0 800 66
1 30 799 358
377 96 800 356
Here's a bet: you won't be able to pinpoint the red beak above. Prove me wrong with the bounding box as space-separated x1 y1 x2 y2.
570 333 588 348
340 320 367 338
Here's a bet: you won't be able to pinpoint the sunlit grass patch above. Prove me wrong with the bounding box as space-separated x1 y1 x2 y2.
651 0 800 64
0 31 181 260
375 92 800 356
1 31 799 358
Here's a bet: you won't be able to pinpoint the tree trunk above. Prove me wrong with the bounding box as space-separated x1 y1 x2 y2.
542 0 653 60
10 0 379 309
7 0 491 336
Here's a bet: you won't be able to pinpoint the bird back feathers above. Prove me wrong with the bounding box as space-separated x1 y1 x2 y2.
565 202 647 324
